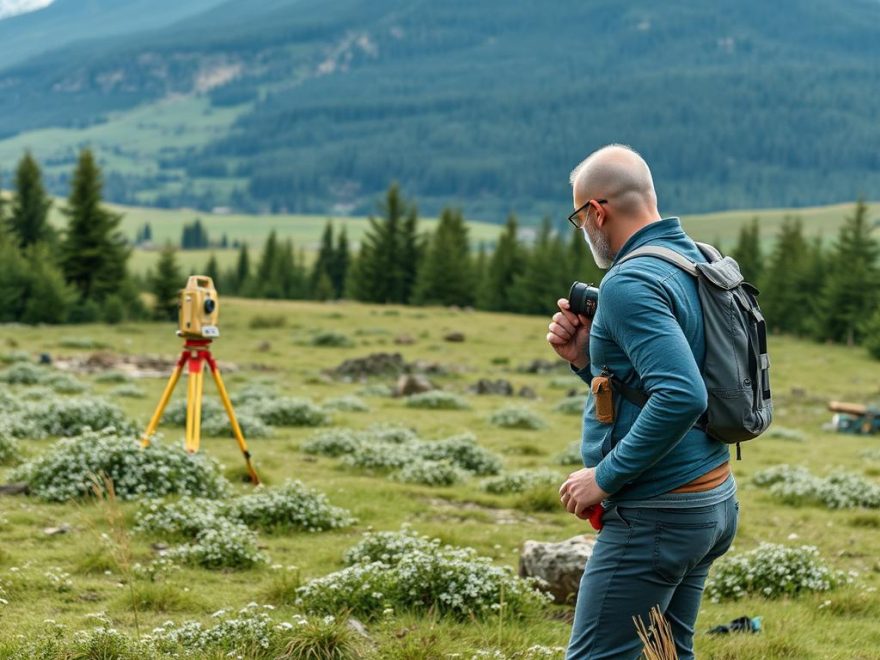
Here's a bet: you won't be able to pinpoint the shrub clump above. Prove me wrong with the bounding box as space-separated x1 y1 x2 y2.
753 464 880 509
554 396 584 415
0 362 50 385
309 330 354 347
488 405 546 430
0 428 18 463
391 458 467 486
480 469 562 494
227 479 357 532
415 432 502 475
296 527 552 621
201 411 273 439
166 518 267 570
110 383 146 399
12 429 229 502
705 542 854 602
404 390 471 410
134 497 226 539
249 397 331 427
322 395 370 413
555 441 582 465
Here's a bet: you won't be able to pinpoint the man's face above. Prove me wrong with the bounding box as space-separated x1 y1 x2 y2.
573 192 614 269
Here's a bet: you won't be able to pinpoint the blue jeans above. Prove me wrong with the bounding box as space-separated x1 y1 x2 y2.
565 494 739 659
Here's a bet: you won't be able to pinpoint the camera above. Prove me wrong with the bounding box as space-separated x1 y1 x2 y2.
178 275 220 338
568 281 599 318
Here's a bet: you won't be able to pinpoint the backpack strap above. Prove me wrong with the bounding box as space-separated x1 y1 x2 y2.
695 242 723 262
617 245 699 276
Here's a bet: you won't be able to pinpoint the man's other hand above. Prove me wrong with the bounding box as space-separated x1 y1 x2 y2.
559 467 610 516
546 298 592 369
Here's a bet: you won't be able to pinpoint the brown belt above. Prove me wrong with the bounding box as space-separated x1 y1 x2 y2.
668 460 731 493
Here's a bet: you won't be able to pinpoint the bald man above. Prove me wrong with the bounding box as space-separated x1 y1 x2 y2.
548 144 739 659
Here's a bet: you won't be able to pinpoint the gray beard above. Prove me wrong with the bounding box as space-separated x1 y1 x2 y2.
581 222 614 270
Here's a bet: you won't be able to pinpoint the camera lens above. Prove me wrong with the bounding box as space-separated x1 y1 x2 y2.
568 281 599 318
204 298 216 314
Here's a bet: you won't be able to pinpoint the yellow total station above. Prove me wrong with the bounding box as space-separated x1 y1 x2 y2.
141 275 260 485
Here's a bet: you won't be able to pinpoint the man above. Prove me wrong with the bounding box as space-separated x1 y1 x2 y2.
547 144 739 659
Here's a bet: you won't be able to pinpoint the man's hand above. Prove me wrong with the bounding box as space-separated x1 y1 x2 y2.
546 298 592 370
559 467 610 518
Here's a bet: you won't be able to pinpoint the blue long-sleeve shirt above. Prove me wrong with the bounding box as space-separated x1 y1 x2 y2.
573 217 730 502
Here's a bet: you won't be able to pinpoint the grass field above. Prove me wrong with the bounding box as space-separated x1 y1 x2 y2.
0 299 879 658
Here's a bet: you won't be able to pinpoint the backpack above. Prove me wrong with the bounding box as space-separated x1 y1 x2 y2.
610 242 773 460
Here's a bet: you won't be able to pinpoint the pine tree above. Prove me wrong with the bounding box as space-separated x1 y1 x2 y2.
813 200 880 345
20 243 76 324
349 183 418 303
204 253 220 288
478 213 525 311
149 242 183 321
278 240 308 299
60 148 131 303
8 151 53 248
864 306 880 360
509 218 570 315
233 243 251 294
473 241 488 300
330 227 350 298
759 216 811 335
731 217 763 284
256 231 284 298
310 221 335 297
411 207 475 306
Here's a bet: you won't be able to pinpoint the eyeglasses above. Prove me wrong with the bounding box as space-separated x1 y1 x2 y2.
568 198 608 229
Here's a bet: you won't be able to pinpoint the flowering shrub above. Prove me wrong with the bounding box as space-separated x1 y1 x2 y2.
0 350 30 364
705 542 853 602
110 383 146 399
46 373 87 394
0 428 18 463
367 423 420 445
162 398 224 426
301 428 365 457
488 405 546 430
296 528 552 620
322 395 370 412
201 411 273 439
405 391 471 410
860 448 880 462
231 383 279 407
249 397 331 427
480 469 562 494
555 441 582 465
416 433 502 475
391 458 466 486
134 497 226 539
166 518 268 569
0 362 50 385
342 525 435 565
554 396 584 415
43 396 135 436
341 442 412 469
12 429 229 502
226 480 357 532
753 464 880 509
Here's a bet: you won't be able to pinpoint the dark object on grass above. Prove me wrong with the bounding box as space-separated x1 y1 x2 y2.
443 331 465 342
39 353 52 365
707 615 762 634
0 483 29 496
469 379 514 396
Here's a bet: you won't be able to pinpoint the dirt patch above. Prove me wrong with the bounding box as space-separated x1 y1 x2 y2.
53 351 241 378
421 497 540 525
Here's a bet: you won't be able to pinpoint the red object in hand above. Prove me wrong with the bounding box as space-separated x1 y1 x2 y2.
583 505 605 531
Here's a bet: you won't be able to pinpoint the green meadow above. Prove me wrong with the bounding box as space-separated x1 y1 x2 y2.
0 298 879 658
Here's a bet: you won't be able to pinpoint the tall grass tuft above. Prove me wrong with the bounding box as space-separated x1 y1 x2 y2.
634 605 678 660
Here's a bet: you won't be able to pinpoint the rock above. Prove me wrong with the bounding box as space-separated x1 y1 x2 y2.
519 534 597 604
394 374 435 397
394 334 415 345
0 483 29 496
517 386 538 399
346 617 371 640
43 523 72 536
518 359 567 374
469 378 514 396
325 352 408 381
257 341 272 352
443 331 465 343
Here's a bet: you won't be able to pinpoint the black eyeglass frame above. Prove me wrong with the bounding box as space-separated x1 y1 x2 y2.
568 198 608 229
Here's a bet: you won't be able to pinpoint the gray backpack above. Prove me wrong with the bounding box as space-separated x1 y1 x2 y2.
612 242 773 460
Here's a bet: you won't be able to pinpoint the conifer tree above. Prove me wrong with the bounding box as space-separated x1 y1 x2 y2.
349 183 417 303
256 231 283 298
279 240 308 299
478 214 525 311
759 216 810 335
473 241 488 299
509 218 569 315
8 151 53 248
330 227 349 298
731 217 763 284
813 200 880 345
60 148 130 304
150 242 183 321
21 243 76 324
310 221 335 297
234 243 251 294
411 207 475 306
204 253 220 288
864 306 880 360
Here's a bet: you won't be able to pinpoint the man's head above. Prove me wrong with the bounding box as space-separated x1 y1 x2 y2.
569 144 660 268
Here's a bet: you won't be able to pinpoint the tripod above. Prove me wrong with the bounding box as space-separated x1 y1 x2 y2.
141 338 260 485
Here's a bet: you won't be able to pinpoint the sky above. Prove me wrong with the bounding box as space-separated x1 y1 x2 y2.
0 0 54 20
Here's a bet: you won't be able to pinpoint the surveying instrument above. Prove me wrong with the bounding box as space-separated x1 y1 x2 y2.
141 276 260 484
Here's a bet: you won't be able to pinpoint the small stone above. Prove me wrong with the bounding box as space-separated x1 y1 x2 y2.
469 378 514 396
519 535 597 604
394 334 415 345
394 374 435 397
518 386 538 399
257 341 272 352
346 617 371 639
43 523 72 536
443 331 465 343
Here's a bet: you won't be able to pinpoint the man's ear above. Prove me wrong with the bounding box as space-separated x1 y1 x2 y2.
592 200 607 229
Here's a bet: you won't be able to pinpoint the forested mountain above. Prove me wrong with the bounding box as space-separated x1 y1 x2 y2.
1 0 879 218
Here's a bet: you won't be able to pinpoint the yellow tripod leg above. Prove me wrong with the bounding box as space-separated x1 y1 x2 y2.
185 370 197 453
191 365 204 454
141 362 183 447
210 366 260 485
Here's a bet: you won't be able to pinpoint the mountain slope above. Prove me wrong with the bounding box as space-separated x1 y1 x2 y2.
2 0 879 217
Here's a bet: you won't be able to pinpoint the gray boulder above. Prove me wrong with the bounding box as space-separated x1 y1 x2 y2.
519 534 596 604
